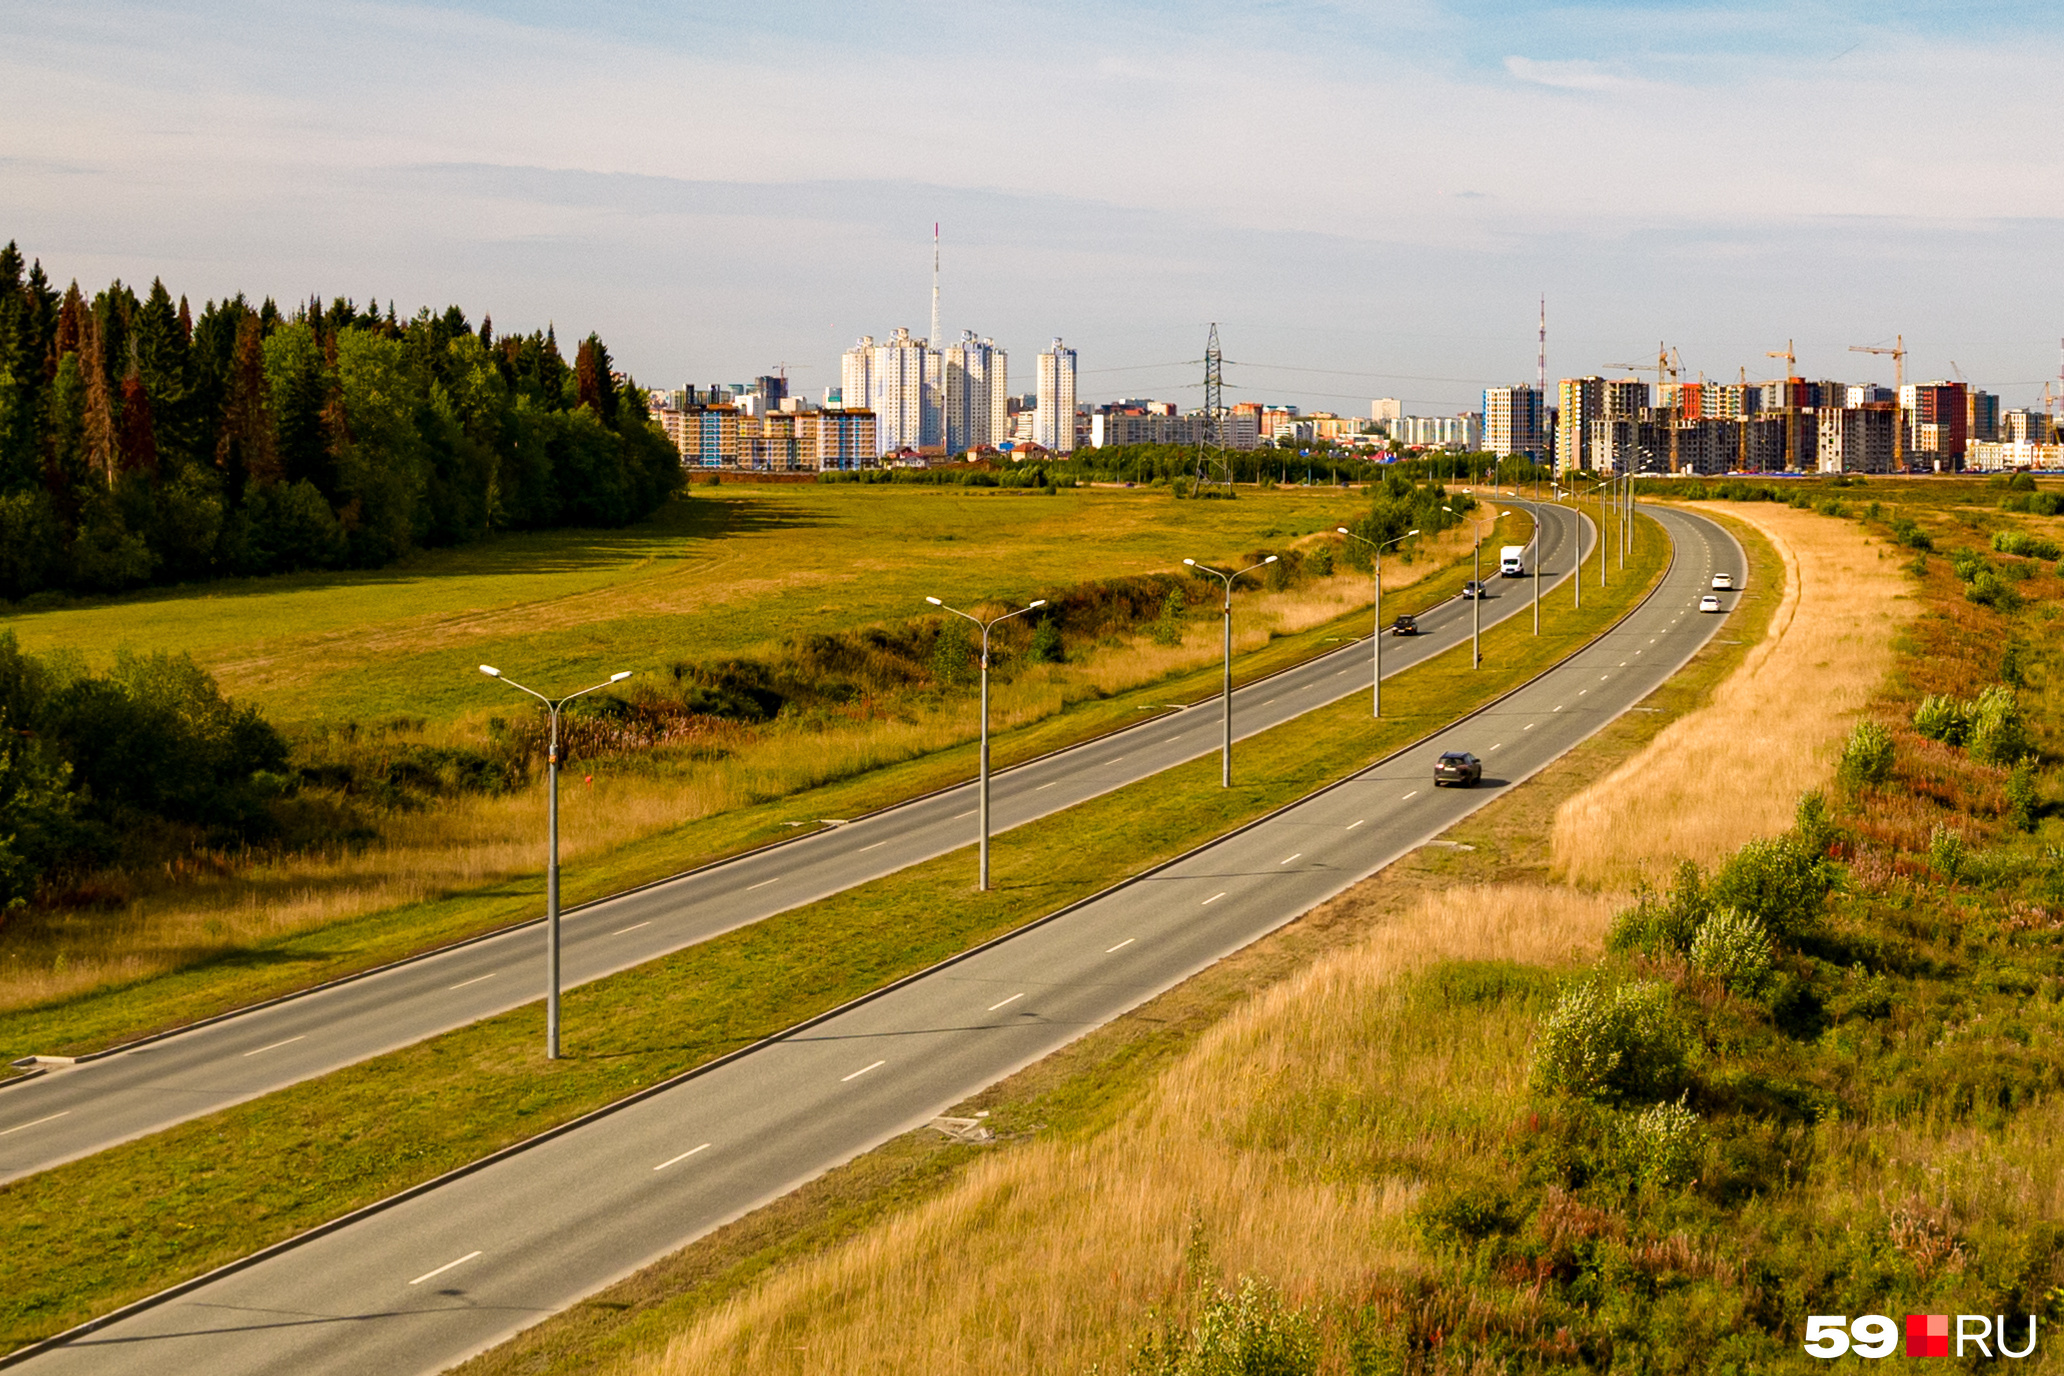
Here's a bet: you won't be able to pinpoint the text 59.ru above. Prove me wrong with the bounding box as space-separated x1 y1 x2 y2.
1806 1314 2038 1359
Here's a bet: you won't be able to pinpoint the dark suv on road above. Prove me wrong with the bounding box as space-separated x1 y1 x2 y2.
1390 613 1419 636
1433 751 1482 787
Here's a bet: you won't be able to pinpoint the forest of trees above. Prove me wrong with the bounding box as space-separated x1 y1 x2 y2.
0 241 681 600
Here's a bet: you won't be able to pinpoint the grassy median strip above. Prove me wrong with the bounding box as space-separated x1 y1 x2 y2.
0 510 1645 1354
3 510 1522 1061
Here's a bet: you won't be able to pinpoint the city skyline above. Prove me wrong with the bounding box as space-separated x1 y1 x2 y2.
3 2 2059 415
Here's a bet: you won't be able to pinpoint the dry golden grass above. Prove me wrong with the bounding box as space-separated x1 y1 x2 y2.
0 514 1506 1013
636 883 1615 1376
1550 502 1914 888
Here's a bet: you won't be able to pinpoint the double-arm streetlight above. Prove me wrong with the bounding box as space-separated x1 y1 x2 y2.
478 664 634 1060
1335 526 1418 718
1443 505 1496 669
1182 555 1276 786
926 595 1046 891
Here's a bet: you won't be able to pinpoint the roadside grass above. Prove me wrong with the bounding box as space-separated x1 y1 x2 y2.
0 510 1658 1354
0 509 1516 1051
447 514 1791 1376
0 494 1509 1025
1552 500 1909 886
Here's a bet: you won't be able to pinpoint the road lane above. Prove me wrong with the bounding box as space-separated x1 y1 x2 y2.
6 506 1743 1376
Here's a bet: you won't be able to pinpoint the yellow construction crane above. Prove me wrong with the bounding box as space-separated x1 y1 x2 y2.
1848 335 1906 469
1599 343 1688 471
1765 340 1801 472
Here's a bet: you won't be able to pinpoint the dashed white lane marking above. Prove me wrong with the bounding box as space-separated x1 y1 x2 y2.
1580 690 1589 696
1490 744 1502 751
1524 723 1535 730
858 840 889 853
1035 781 1059 791
449 973 497 991
1105 938 1135 952
654 1143 711 1171
841 1060 886 1083
988 992 1025 1011
409 1251 482 1286
953 809 977 819
1280 853 1302 865
1202 892 1227 905
746 876 782 891
1109 757 1125 765
613 921 651 935
1402 790 1419 800
243 1035 306 1058
1346 819 1365 830
1264 700 1276 705
0 1111 69 1137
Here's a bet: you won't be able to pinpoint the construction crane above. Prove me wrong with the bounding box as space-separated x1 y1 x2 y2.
1599 344 1684 472
1765 341 1802 472
1848 335 1905 469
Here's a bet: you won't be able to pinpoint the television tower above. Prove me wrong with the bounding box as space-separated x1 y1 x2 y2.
930 223 940 348
1537 295 1546 464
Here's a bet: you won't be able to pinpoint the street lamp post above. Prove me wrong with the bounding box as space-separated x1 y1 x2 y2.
1182 556 1277 786
925 595 1047 891
477 664 634 1061
1444 506 1495 668
1336 527 1419 717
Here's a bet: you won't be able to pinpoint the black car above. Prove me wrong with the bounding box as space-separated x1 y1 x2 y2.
1390 613 1419 636
1433 751 1482 787
1462 580 1486 600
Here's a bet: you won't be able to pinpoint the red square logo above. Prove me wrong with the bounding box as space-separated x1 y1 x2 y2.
1906 1314 1949 1357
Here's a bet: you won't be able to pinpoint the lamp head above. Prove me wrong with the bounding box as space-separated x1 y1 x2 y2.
610 671 633 683
1028 599 1047 609
1335 526 1349 534
1263 555 1278 564
479 665 501 678
925 596 943 606
1407 528 1420 536
1182 558 1196 567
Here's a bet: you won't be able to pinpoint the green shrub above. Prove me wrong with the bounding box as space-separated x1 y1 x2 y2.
1607 859 1709 957
1707 834 1833 939
1993 529 2064 561
1967 569 2023 612
1889 515 1933 551
1150 587 1187 646
1689 908 1775 997
1124 1276 1318 1376
1533 977 1688 1104
1968 685 2030 766
1929 826 1967 882
1029 618 1065 664
1618 1095 1702 1188
1914 693 1968 745
1838 720 1895 790
2006 759 2040 832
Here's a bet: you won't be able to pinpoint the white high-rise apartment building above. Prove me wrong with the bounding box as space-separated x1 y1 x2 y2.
1482 385 1544 459
944 332 1009 456
841 328 943 456
1035 339 1077 453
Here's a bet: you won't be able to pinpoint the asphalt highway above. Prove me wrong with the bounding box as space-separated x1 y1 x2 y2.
8 505 1742 1374
0 502 1588 1185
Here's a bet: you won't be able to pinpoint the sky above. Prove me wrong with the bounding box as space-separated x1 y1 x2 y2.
3 0 2060 416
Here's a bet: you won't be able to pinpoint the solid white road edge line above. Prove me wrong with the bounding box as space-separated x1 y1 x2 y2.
408 1251 482 1286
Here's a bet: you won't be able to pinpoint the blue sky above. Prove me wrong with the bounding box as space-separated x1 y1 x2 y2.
3 1 2058 414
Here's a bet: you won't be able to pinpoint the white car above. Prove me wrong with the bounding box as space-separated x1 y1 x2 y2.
1699 594 1723 613
1711 573 1734 591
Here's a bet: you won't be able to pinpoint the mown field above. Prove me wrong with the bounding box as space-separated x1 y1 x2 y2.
448 480 2064 1375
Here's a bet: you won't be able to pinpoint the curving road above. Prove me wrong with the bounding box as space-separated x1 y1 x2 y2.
0 502 1588 1185
5 506 1746 1375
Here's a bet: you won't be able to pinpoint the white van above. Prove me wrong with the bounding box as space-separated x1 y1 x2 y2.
1499 545 1526 577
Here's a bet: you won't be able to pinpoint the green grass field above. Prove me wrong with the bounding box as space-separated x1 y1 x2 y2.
1 484 1373 730
0 513 1668 1353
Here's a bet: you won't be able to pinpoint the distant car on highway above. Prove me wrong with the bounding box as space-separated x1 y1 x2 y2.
1711 573 1734 590
1434 751 1482 787
1462 580 1486 599
1390 613 1419 636
1699 594 1722 613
